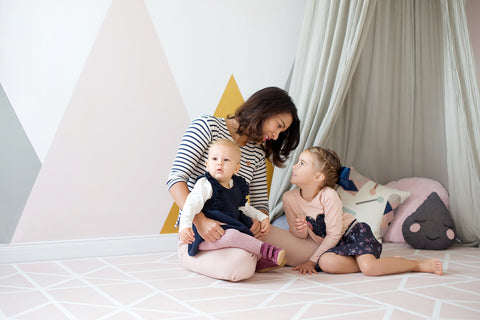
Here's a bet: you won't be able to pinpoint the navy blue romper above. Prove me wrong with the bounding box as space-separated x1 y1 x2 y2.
188 172 254 256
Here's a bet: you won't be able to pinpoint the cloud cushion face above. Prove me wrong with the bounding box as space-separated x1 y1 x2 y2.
336 167 410 241
402 192 456 250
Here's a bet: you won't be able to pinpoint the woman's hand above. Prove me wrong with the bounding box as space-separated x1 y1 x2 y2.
193 212 225 242
292 261 317 275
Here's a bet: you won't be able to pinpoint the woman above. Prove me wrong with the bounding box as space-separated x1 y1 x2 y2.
168 87 313 281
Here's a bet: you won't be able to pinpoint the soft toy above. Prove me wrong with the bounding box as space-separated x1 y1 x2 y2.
402 192 456 250
384 177 449 243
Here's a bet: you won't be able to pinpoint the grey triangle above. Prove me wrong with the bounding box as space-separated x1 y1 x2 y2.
0 83 41 243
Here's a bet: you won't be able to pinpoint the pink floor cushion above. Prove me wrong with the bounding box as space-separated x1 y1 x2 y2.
383 177 449 243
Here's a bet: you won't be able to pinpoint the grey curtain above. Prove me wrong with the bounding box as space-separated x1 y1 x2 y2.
270 0 480 244
269 0 378 217
441 0 480 244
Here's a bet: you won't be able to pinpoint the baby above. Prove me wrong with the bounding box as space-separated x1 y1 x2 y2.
179 139 286 272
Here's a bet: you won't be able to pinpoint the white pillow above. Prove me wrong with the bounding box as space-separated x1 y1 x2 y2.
336 168 410 242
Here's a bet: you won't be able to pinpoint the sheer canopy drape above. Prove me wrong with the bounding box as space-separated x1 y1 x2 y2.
270 0 480 244
441 0 480 244
268 0 378 217
328 0 447 186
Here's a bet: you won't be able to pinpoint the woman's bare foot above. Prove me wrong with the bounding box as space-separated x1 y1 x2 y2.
416 258 443 275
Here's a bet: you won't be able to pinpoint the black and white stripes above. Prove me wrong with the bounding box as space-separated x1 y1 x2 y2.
167 116 269 225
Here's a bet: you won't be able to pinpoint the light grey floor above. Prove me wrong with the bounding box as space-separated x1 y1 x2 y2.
1 243 479 320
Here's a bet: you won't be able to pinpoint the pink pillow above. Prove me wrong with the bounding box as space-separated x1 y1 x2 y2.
383 177 449 243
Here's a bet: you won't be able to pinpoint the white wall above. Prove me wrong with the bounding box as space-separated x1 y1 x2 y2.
146 0 306 119
0 0 112 162
3 0 477 246
0 0 306 244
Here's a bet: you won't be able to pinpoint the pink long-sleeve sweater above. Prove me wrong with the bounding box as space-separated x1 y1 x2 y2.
282 187 356 263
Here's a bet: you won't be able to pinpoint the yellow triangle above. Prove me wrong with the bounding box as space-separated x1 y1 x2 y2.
214 75 244 118
266 159 274 196
161 75 274 234
160 202 180 234
215 76 274 196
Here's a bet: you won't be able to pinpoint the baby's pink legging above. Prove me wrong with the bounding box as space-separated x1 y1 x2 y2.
198 229 262 258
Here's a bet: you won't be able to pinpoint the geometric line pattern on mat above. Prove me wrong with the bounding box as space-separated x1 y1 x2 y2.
1 243 479 319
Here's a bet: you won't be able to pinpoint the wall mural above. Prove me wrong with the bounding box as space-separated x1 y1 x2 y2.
1 0 304 244
161 75 275 234
11 0 189 243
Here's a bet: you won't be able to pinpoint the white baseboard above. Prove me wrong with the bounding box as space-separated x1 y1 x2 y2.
0 234 178 264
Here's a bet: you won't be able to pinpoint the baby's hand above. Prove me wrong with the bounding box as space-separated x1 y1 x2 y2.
250 219 261 238
179 228 195 244
295 216 307 232
260 217 271 235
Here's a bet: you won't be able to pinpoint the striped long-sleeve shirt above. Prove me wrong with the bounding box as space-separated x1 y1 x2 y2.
167 115 269 225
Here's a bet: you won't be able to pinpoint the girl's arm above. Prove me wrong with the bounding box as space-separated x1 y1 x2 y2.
308 189 344 263
282 192 309 239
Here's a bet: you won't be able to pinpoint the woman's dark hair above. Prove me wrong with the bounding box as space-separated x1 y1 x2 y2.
230 87 300 167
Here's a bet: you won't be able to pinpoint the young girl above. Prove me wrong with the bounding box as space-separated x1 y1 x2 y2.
179 139 286 272
282 147 443 276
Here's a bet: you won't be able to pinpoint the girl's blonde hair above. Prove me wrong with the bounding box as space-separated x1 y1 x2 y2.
306 147 341 189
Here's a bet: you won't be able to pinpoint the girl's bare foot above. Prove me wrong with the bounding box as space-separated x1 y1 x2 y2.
416 258 443 275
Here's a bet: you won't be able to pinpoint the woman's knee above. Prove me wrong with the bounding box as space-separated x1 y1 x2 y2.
178 241 256 282
219 248 257 281
261 226 317 266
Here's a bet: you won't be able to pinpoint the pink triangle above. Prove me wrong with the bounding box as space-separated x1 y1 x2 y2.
13 0 190 242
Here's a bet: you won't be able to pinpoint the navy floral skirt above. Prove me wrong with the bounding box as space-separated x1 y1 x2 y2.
325 222 382 258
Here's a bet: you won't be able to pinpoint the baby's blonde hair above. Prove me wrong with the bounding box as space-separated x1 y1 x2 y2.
306 147 341 188
209 139 241 162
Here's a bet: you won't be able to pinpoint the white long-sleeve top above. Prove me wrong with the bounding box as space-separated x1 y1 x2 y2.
166 116 268 227
179 177 268 232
